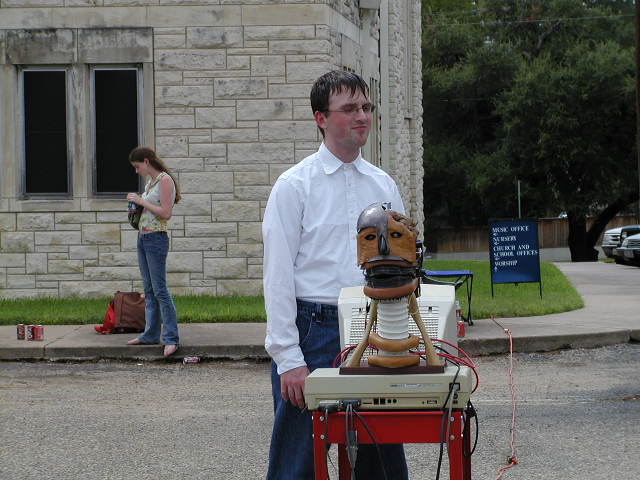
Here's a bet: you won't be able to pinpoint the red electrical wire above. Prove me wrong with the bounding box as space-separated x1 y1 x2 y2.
416 338 480 392
333 345 356 367
333 344 379 367
431 337 478 369
491 316 518 479
335 337 481 394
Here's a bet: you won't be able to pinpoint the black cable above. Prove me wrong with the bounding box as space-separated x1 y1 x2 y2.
434 344 456 360
346 403 357 479
434 344 452 355
420 353 460 368
353 410 389 480
324 407 330 452
321 405 339 476
420 346 460 368
423 344 479 472
419 354 459 372
463 399 479 457
436 365 461 480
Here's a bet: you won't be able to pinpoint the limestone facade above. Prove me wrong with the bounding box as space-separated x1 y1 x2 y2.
0 0 423 299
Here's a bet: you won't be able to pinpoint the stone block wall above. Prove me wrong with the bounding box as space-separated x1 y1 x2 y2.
0 1 423 299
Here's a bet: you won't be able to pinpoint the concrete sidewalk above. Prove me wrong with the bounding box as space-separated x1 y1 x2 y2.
1 262 637 361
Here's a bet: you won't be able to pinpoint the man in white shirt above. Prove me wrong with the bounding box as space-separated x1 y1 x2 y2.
263 70 409 479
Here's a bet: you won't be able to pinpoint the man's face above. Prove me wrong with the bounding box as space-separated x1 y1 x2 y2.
315 88 372 153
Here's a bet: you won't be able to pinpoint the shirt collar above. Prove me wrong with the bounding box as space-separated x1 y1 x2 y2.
319 143 368 175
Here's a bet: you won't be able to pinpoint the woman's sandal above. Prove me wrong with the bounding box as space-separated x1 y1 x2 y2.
163 344 179 358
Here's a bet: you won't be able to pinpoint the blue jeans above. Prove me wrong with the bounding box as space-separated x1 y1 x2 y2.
136 232 179 345
267 300 408 480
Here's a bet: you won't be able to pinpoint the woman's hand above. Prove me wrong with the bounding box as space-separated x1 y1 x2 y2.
127 193 143 205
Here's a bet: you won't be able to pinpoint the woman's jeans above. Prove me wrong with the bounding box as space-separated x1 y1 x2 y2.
267 299 408 480
136 232 179 345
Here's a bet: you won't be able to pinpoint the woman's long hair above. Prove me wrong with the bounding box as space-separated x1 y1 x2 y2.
129 146 181 203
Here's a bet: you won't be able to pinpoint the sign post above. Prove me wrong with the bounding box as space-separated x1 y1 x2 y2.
489 219 542 297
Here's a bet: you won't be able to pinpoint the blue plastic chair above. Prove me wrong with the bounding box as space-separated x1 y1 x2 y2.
420 269 474 325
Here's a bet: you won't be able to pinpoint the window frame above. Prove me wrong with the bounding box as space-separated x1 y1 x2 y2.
89 64 144 198
18 66 73 199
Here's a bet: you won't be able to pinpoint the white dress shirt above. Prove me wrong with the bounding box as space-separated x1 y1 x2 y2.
263 143 405 374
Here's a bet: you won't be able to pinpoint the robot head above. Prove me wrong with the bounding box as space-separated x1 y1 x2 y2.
356 203 421 297
357 202 418 268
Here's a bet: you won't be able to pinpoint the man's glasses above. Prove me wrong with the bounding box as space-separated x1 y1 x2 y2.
324 103 376 116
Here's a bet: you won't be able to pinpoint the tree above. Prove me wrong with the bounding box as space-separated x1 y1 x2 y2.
422 7 522 228
497 41 638 260
421 0 639 260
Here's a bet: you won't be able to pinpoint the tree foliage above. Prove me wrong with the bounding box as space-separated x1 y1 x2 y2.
499 42 635 213
422 0 639 260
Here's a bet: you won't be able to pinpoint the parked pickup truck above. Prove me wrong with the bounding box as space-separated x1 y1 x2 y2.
613 232 640 266
601 224 640 260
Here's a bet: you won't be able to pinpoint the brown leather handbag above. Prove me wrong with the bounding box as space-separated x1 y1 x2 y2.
95 291 146 334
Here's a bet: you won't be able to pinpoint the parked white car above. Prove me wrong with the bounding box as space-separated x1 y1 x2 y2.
601 225 640 259
613 233 640 266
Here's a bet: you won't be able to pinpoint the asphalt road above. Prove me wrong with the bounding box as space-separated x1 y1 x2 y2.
1 344 638 480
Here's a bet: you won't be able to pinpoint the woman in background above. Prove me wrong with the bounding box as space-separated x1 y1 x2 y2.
126 146 181 357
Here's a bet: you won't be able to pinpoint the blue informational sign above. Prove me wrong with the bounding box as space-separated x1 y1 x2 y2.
489 220 541 291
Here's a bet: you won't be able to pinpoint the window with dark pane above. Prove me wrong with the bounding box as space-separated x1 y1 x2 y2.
24 70 68 194
94 69 140 195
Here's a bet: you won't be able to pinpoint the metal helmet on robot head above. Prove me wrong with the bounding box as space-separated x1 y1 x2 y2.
357 202 418 268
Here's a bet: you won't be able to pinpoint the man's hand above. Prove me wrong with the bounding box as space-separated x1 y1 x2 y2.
280 365 310 409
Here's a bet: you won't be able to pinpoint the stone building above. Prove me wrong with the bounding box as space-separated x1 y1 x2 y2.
0 0 423 299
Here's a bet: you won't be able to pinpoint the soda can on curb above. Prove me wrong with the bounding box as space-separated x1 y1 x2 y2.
183 356 201 364
34 325 44 341
457 320 466 338
17 324 25 340
26 325 35 341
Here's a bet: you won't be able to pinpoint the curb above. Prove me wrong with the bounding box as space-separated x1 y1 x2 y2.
0 344 270 362
2 332 636 362
460 330 635 357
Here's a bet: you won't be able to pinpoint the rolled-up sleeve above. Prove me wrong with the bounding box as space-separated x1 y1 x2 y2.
262 179 307 375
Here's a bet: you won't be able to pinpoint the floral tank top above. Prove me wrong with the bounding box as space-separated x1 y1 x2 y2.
139 172 176 233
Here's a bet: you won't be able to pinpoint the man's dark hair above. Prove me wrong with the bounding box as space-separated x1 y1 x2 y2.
310 70 369 137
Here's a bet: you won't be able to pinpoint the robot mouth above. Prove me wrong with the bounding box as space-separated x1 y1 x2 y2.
363 254 412 264
363 264 417 289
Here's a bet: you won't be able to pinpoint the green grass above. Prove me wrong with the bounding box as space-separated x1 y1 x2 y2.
0 260 583 325
425 259 584 319
0 295 266 326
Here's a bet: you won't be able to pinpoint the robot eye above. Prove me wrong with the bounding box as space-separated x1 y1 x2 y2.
391 232 402 238
365 234 376 241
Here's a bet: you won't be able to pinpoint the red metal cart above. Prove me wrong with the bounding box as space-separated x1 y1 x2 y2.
312 409 472 480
